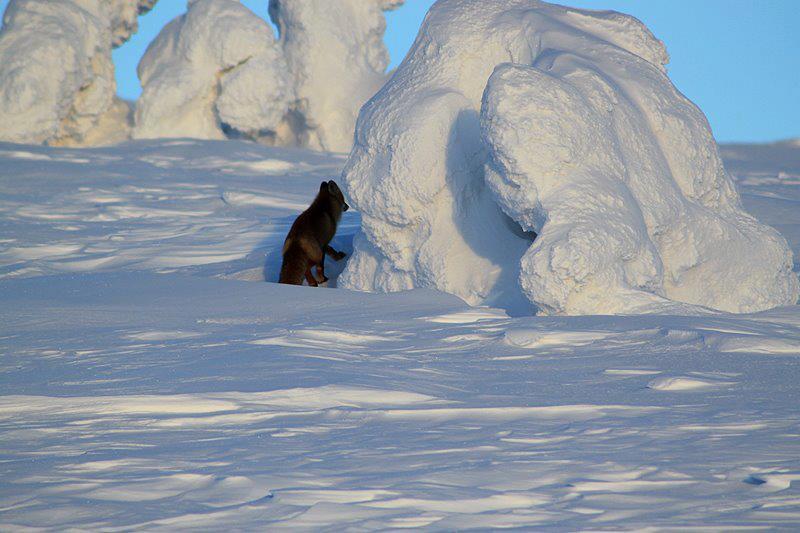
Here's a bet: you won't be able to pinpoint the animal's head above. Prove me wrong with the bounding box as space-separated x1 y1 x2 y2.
320 180 349 212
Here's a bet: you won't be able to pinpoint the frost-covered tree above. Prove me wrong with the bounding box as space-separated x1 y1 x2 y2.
268 0 404 152
0 0 157 146
135 0 403 151
133 0 292 143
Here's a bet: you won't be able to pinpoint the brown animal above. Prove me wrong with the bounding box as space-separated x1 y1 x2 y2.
279 180 349 286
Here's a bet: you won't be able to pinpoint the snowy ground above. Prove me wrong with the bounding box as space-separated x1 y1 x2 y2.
1 139 799 529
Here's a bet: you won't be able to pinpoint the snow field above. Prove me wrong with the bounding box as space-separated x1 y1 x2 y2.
0 139 799 528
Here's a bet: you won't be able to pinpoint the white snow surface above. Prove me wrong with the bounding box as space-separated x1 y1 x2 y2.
135 0 402 151
340 0 798 315
0 0 156 146
1 138 800 529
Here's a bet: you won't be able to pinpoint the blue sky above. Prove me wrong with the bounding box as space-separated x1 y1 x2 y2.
1 0 797 143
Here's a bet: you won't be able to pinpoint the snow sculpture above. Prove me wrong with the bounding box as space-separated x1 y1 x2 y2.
133 0 292 142
0 0 157 145
339 0 799 315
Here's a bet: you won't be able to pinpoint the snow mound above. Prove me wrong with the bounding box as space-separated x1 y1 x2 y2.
0 0 155 146
339 0 799 315
135 0 403 151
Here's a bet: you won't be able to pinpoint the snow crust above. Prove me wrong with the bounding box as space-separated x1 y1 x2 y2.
340 0 799 315
0 0 156 146
135 0 402 151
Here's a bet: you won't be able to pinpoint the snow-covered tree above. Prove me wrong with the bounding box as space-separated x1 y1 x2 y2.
0 0 157 146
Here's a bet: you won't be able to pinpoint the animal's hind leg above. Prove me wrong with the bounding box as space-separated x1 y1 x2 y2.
304 266 318 287
315 256 328 284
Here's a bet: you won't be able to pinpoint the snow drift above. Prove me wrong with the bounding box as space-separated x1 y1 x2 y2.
135 0 403 151
339 0 799 315
0 0 157 146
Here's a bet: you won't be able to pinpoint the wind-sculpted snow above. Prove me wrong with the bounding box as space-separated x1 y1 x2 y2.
482 64 798 314
134 0 292 143
340 0 799 315
0 0 157 146
135 0 402 151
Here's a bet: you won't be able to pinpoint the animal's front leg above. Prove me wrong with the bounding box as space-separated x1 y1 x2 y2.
324 245 347 261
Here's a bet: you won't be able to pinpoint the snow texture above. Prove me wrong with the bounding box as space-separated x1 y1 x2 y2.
0 0 156 146
1 138 800 528
135 0 402 151
340 0 799 315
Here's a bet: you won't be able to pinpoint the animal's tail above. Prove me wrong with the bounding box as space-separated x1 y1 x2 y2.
279 246 306 285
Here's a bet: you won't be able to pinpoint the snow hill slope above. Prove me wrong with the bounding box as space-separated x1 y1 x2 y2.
340 0 798 316
0 139 799 529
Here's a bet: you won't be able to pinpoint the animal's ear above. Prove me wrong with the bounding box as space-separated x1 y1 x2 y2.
319 181 329 192
327 180 339 192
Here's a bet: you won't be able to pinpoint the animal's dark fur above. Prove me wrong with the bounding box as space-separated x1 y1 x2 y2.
279 180 349 286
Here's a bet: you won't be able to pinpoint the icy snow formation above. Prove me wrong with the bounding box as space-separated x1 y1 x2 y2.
136 0 403 151
0 0 156 146
339 0 799 315
134 0 292 142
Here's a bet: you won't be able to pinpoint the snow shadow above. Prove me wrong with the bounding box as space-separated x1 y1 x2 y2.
443 109 536 316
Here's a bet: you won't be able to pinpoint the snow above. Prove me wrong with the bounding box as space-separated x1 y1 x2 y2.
0 139 349 280
134 0 402 150
0 0 399 151
268 0 404 152
340 0 798 315
133 0 292 143
1 0 799 527
0 0 155 146
1 137 800 529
